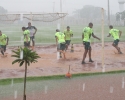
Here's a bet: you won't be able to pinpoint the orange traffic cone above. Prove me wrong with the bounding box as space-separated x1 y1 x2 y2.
65 65 72 78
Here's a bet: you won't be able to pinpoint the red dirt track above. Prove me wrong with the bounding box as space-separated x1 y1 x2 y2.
0 42 125 79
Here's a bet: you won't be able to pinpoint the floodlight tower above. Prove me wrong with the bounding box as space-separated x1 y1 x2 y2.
118 0 125 12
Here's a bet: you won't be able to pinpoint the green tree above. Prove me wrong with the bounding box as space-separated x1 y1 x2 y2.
12 47 40 100
121 11 125 20
73 5 105 19
116 12 120 21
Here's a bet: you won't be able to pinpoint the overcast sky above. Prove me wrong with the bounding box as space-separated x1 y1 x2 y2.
0 0 124 15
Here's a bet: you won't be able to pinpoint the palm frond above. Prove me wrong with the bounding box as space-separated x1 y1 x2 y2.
12 59 23 65
11 47 40 67
19 61 24 67
11 55 20 58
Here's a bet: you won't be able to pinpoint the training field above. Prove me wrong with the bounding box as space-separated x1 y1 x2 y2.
0 23 125 100
0 23 125 46
0 43 125 100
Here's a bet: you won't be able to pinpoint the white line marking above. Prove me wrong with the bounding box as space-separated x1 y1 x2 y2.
83 83 85 91
122 77 125 89
14 90 17 99
45 86 48 94
110 86 113 93
122 82 124 89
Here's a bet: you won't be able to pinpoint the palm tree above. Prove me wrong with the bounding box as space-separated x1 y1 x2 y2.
12 47 40 100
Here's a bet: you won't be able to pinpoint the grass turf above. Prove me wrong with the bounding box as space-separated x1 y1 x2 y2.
0 24 125 46
0 70 125 85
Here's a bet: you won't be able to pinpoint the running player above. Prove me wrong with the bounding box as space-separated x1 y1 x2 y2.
82 23 100 64
0 30 9 57
22 27 30 48
107 25 122 54
64 26 73 51
26 22 37 50
55 30 66 59
55 29 62 58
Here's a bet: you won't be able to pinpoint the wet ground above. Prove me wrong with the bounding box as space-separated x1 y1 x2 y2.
0 42 125 79
0 73 125 100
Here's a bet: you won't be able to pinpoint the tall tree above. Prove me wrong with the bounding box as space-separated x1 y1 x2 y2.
116 12 120 21
73 5 105 19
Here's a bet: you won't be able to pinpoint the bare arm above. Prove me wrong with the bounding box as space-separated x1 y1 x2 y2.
107 33 111 37
92 33 100 40
34 27 37 35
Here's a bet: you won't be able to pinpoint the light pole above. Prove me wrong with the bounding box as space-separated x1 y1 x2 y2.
108 0 110 25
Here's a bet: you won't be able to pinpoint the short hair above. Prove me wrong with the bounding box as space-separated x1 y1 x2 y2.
56 29 60 32
22 27 25 29
89 22 93 26
109 25 113 29
67 26 70 28
28 22 31 24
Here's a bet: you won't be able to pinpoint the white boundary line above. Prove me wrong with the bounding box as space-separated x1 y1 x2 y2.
122 77 125 89
82 83 85 91
110 86 113 93
14 90 17 99
44 86 48 94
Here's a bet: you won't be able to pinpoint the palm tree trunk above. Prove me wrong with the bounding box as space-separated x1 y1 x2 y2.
23 61 27 100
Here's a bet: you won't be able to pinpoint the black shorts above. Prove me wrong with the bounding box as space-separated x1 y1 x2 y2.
83 41 91 50
66 40 71 45
30 36 35 42
59 43 66 51
113 39 119 46
24 42 30 47
0 45 6 52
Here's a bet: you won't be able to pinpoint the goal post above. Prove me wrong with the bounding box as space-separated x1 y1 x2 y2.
0 12 68 46
101 8 105 72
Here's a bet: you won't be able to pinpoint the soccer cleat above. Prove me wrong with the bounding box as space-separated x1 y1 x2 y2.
89 59 94 62
81 61 86 64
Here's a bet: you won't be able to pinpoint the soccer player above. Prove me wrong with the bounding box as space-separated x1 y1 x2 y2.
26 22 37 50
107 25 122 54
64 26 73 51
55 29 60 46
82 23 100 64
55 29 62 58
22 27 30 48
55 29 66 59
0 30 9 57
